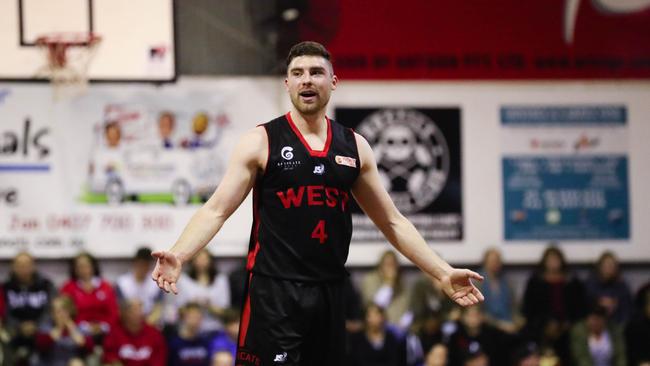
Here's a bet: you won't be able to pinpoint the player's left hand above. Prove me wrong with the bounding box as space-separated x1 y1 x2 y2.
440 269 485 307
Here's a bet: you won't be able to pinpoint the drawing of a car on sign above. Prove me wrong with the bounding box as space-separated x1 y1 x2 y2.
85 105 227 205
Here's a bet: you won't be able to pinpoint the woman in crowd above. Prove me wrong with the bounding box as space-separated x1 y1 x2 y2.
585 251 633 325
361 250 411 331
477 248 520 334
60 252 119 343
346 304 406 366
165 249 230 334
522 246 587 364
34 295 93 366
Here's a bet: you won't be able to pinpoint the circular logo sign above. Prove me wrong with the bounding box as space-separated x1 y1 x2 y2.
357 109 450 213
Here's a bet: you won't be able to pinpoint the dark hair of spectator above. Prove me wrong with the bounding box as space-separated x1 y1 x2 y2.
537 245 567 275
69 252 101 280
595 250 620 279
188 250 218 284
134 247 152 262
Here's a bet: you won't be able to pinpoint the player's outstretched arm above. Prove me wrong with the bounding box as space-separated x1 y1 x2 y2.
350 133 484 306
151 127 267 294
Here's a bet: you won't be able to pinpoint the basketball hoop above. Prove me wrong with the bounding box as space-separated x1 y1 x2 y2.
35 32 102 99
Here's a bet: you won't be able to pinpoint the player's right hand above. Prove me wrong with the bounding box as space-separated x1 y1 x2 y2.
151 250 182 294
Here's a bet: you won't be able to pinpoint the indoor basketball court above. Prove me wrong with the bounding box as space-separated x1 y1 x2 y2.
1 2 649 366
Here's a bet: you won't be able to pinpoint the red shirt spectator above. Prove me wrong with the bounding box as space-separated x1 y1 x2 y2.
60 253 119 335
103 299 167 366
60 277 119 333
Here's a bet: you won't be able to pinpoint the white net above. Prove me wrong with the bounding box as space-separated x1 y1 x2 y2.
35 33 101 100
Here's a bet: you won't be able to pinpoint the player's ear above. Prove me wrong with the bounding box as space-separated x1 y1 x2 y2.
331 74 338 90
284 77 289 91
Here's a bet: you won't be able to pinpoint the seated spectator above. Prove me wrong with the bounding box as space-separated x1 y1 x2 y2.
165 250 230 334
346 304 406 366
626 289 650 366
2 252 55 365
424 343 448 366
102 299 167 366
115 247 163 327
34 295 93 366
210 308 239 361
522 246 587 338
570 304 626 366
536 317 570 366
585 251 632 325
361 250 411 331
477 248 520 334
167 302 212 366
447 306 510 366
60 252 119 342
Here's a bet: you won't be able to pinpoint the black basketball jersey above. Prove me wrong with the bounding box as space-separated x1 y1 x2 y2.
245 113 360 281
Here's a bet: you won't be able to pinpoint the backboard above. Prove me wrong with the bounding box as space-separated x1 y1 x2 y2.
0 0 176 82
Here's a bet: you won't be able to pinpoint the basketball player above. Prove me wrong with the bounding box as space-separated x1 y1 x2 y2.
152 41 484 366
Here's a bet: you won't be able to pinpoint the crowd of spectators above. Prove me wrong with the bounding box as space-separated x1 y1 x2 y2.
0 245 648 366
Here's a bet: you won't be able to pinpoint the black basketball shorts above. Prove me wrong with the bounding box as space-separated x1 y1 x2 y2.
236 274 346 366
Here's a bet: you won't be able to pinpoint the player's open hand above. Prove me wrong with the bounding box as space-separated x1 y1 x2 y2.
440 268 484 307
151 250 182 294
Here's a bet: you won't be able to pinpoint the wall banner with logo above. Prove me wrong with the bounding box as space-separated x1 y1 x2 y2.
501 105 629 240
0 80 281 258
335 108 463 241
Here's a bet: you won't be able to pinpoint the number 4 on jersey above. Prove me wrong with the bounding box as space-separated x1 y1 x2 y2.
311 220 328 244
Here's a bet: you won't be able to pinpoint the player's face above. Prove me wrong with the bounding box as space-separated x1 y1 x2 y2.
285 56 337 116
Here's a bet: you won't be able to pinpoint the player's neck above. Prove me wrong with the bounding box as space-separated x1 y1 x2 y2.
289 109 328 135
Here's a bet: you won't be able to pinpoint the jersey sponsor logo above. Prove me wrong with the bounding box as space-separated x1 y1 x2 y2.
274 352 288 363
313 163 325 175
335 155 357 168
276 185 349 211
281 146 294 160
277 146 301 171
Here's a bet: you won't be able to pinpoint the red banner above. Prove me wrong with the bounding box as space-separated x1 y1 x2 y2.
298 0 650 79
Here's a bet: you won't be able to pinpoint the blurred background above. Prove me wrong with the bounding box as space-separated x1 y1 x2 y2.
0 1 649 365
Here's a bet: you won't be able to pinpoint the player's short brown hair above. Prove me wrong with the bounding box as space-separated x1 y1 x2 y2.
286 41 331 68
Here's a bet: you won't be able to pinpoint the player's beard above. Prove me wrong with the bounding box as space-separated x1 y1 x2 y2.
290 91 330 116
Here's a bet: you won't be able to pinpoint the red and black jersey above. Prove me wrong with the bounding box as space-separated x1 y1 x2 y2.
246 113 360 282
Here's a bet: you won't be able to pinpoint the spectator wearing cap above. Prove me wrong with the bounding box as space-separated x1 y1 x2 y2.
570 303 626 366
115 247 164 327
